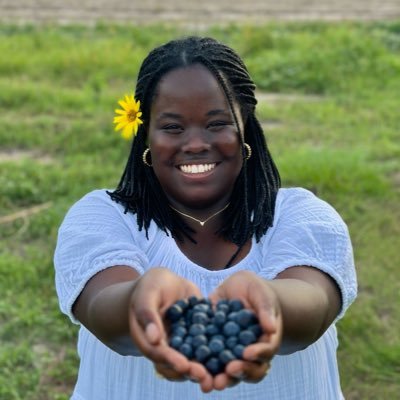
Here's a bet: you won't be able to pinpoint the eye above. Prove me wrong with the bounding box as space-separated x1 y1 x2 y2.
207 121 232 131
162 124 183 133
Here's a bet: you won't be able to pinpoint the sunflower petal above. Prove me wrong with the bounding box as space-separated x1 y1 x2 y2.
113 116 126 123
115 121 127 131
122 123 134 140
118 100 129 111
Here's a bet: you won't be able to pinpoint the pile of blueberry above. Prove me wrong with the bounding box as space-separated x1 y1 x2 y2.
165 297 262 375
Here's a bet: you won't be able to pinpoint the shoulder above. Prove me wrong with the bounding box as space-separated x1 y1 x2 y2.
58 189 134 235
70 189 120 210
274 187 345 227
63 189 130 221
60 189 160 243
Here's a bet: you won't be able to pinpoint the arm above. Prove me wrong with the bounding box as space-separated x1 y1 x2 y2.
72 266 140 351
272 265 341 354
72 265 215 391
208 266 341 389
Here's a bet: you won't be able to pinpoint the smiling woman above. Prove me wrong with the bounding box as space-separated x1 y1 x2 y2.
54 36 357 400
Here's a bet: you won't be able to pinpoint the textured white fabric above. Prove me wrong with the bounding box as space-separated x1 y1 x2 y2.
54 187 356 400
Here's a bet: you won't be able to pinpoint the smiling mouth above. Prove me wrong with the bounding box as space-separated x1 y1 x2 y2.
179 163 216 174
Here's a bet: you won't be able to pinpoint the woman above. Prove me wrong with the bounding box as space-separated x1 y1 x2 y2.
54 36 357 399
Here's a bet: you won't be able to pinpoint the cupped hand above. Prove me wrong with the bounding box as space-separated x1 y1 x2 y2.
208 270 283 390
128 267 214 391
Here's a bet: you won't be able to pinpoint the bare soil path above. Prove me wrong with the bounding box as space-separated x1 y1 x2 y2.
1 0 400 26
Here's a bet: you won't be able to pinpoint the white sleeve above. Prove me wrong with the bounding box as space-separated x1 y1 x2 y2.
54 190 148 324
261 188 357 321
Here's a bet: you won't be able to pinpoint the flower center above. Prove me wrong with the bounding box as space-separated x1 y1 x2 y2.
127 110 138 122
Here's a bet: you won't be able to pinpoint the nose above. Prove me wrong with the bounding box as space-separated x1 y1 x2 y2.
181 127 211 153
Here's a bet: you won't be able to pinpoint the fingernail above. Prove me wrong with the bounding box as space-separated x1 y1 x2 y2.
232 372 246 380
184 374 199 382
145 322 159 343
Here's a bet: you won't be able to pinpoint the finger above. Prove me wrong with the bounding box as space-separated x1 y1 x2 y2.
155 364 186 382
132 290 166 344
213 372 240 391
182 361 215 393
130 316 190 373
242 330 281 362
226 359 271 383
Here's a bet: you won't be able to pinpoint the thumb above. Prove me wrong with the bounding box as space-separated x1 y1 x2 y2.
145 321 162 344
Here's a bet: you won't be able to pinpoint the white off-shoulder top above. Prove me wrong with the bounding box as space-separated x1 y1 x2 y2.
54 187 357 400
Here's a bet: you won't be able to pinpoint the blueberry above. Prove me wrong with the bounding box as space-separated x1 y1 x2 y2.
185 309 194 324
188 296 200 307
172 325 187 337
248 323 262 338
195 345 211 362
166 304 183 322
219 349 236 365
193 303 210 313
170 319 186 330
227 311 239 323
233 344 245 359
184 335 193 345
189 323 206 336
229 299 244 312
216 299 229 307
223 321 240 337
226 336 238 350
238 330 257 346
175 299 189 311
205 357 224 375
213 311 227 326
205 324 220 336
192 311 209 325
209 338 225 355
179 343 193 359
192 334 208 348
166 297 262 370
169 336 183 349
210 334 225 342
216 299 229 311
236 309 257 327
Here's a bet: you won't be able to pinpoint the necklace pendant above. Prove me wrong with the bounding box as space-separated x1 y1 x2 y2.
199 221 206 226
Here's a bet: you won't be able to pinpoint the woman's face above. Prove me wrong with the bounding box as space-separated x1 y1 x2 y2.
148 64 244 211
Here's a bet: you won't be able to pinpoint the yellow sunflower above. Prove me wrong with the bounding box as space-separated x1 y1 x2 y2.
113 94 143 140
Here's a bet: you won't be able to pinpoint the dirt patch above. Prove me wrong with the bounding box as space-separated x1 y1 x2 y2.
1 0 400 26
0 149 54 164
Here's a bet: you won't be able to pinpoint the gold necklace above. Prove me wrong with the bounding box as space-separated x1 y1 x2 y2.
169 203 230 227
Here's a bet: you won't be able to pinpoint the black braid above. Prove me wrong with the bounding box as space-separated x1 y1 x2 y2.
108 36 281 246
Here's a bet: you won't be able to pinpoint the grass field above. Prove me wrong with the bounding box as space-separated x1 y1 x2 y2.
0 21 399 399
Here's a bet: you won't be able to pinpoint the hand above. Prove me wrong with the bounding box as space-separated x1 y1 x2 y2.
128 267 214 391
209 270 282 390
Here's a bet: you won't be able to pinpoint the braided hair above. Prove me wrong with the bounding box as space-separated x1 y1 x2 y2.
108 36 281 247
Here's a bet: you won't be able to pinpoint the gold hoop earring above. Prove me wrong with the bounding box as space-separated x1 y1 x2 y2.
142 148 152 167
244 143 252 161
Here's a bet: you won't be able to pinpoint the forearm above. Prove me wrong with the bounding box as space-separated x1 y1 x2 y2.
86 280 137 343
269 275 340 354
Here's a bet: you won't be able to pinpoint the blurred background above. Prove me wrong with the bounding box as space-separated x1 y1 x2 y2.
0 1 399 399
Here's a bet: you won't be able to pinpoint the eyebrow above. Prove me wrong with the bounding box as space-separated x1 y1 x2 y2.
157 112 182 121
156 109 231 122
206 109 230 117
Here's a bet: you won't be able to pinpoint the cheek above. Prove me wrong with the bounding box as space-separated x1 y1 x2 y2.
219 133 242 159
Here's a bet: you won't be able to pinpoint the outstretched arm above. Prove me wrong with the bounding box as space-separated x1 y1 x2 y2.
73 266 215 391
209 266 341 389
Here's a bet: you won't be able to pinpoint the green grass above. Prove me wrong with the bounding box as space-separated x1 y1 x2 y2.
0 21 399 399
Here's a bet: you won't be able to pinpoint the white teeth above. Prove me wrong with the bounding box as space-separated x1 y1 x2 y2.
180 163 216 174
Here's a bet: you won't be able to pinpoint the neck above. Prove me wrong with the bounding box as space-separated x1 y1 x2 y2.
169 203 230 227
